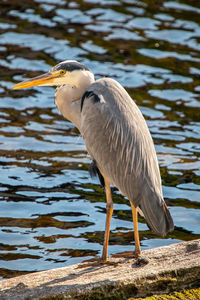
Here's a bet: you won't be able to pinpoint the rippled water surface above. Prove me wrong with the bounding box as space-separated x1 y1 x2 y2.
0 0 200 279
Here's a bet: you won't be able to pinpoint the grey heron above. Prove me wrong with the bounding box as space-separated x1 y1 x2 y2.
13 60 174 262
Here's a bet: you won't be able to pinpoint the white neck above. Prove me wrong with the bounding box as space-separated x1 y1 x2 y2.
55 86 82 130
54 70 95 130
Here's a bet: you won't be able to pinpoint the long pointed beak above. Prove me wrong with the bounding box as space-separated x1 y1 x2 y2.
13 71 61 90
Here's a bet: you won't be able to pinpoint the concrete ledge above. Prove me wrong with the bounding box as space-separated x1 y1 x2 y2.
0 239 200 299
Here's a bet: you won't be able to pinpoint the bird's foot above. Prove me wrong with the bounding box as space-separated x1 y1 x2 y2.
112 250 141 259
77 257 119 268
112 251 149 266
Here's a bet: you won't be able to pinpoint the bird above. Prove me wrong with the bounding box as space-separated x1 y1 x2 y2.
13 60 174 262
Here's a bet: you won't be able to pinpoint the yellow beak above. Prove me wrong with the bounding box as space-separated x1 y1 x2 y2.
13 71 61 90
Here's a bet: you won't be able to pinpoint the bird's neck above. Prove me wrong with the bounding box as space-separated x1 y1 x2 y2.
54 86 81 130
78 70 95 92
55 71 95 131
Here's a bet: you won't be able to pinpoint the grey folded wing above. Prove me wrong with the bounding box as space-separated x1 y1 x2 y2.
80 77 174 235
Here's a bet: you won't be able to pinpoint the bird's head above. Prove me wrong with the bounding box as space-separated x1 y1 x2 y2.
13 60 95 90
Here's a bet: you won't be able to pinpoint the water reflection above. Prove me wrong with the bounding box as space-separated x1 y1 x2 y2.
0 0 199 279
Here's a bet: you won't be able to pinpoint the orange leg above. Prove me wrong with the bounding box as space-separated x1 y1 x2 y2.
102 179 113 261
78 179 115 267
130 202 141 257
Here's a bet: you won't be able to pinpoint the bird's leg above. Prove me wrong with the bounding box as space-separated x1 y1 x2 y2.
101 179 113 261
78 179 116 268
112 202 141 259
131 202 141 257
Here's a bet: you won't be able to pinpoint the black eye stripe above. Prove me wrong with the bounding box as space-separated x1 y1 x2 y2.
53 61 89 72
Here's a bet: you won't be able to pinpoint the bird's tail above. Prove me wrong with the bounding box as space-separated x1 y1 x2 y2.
139 194 174 236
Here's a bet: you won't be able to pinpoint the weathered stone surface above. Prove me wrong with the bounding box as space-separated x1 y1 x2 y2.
0 240 200 300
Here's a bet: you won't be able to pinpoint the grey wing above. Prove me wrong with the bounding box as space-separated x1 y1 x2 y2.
80 78 174 236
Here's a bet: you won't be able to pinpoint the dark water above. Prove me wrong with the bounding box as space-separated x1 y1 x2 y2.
0 0 200 279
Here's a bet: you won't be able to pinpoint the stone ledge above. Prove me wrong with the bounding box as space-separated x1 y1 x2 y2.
0 239 200 300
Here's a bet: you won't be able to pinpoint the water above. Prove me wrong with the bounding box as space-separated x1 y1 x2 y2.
0 0 200 279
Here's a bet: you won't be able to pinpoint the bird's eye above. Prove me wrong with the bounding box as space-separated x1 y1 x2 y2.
59 70 66 76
